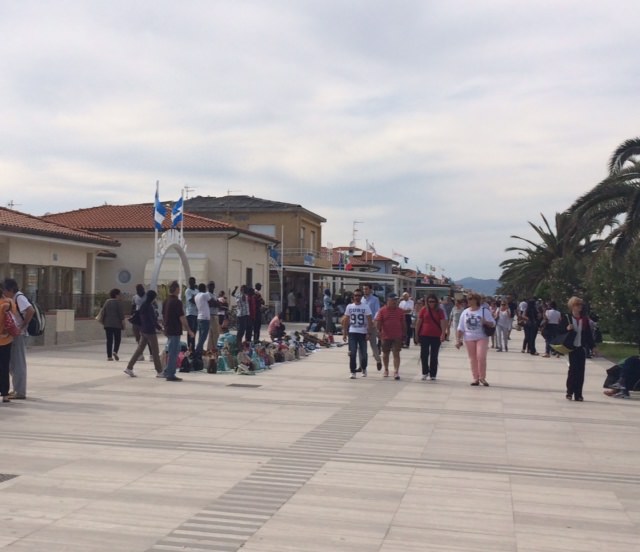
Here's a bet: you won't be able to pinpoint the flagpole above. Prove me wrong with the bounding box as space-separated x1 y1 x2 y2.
180 188 185 236
154 180 159 266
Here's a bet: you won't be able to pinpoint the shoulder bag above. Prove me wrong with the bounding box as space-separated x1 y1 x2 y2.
550 315 576 355
482 307 496 337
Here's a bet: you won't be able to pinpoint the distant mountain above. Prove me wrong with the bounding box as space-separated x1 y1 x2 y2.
456 277 500 296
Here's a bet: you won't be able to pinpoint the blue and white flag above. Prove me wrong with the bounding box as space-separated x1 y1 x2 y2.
154 188 166 231
171 196 183 228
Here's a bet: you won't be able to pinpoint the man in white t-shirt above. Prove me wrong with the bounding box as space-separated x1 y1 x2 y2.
194 283 211 356
342 289 373 379
398 292 415 348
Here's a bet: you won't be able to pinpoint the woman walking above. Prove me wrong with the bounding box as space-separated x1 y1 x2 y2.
495 300 512 352
542 300 561 357
456 293 495 386
0 284 15 403
124 290 164 377
101 288 125 361
563 296 597 401
414 294 446 380
522 299 540 355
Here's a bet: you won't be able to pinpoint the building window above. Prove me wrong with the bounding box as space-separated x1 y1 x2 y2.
246 268 253 287
310 230 316 252
300 226 305 249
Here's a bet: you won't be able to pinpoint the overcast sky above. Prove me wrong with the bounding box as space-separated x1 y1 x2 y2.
1 1 638 279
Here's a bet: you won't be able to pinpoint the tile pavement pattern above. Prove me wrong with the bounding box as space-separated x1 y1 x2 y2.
0 332 638 551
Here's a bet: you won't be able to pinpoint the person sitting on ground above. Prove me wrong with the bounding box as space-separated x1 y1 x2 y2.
268 311 286 341
603 356 640 399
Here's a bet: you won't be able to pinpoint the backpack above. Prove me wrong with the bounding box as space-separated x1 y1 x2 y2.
15 292 46 336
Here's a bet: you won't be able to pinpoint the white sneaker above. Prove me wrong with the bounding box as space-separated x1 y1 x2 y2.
421 375 428 380
362 370 367 377
349 373 356 379
123 368 136 377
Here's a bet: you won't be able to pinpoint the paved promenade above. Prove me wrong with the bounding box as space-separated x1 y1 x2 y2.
0 331 638 551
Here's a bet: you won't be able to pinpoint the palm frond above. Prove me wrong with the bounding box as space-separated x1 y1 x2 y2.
609 137 640 174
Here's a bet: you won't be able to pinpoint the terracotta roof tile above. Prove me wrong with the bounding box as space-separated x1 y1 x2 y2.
321 246 396 263
0 207 119 246
42 204 235 232
42 203 278 243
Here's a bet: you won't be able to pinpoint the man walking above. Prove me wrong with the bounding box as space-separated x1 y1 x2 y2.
162 280 194 381
399 292 415 348
376 293 406 380
2 279 34 399
361 284 382 371
194 283 211 357
342 289 373 379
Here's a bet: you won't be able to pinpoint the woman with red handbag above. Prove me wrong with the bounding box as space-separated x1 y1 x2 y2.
0 283 17 403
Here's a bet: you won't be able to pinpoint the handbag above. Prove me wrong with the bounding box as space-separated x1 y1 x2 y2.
482 308 496 337
95 306 105 325
3 307 22 337
550 331 576 355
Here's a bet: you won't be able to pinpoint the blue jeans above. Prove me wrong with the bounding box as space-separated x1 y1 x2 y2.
348 332 368 373
196 319 210 355
166 335 181 379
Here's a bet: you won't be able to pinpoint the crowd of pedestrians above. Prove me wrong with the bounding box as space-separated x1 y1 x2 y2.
0 280 608 403
336 288 604 402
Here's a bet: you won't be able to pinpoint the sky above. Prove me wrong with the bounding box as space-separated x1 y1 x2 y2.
1 0 638 280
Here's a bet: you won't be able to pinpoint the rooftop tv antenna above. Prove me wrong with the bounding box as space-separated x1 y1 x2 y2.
227 189 240 195
183 186 196 199
6 200 21 209
350 220 363 247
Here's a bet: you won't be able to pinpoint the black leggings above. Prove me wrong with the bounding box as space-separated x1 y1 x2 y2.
0 344 11 396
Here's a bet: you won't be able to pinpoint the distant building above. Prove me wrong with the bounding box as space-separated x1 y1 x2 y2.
184 195 330 269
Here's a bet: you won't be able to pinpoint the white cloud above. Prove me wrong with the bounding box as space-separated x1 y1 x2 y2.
1 0 638 279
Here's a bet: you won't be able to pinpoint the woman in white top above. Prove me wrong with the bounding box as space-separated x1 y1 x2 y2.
542 300 562 357
456 293 496 386
494 300 512 352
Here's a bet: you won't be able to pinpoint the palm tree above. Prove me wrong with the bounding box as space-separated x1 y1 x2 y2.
499 212 599 297
570 137 640 257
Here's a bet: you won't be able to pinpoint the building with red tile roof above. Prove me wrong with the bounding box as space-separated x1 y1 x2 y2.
43 203 278 300
1 207 121 343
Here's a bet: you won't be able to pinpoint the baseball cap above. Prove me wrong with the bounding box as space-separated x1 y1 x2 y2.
387 292 398 299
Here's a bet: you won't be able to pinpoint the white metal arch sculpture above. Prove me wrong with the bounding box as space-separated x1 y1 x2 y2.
150 228 191 291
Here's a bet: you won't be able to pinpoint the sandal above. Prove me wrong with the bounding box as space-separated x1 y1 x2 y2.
383 370 389 378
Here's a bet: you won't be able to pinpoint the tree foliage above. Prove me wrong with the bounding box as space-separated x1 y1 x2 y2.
586 248 640 348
